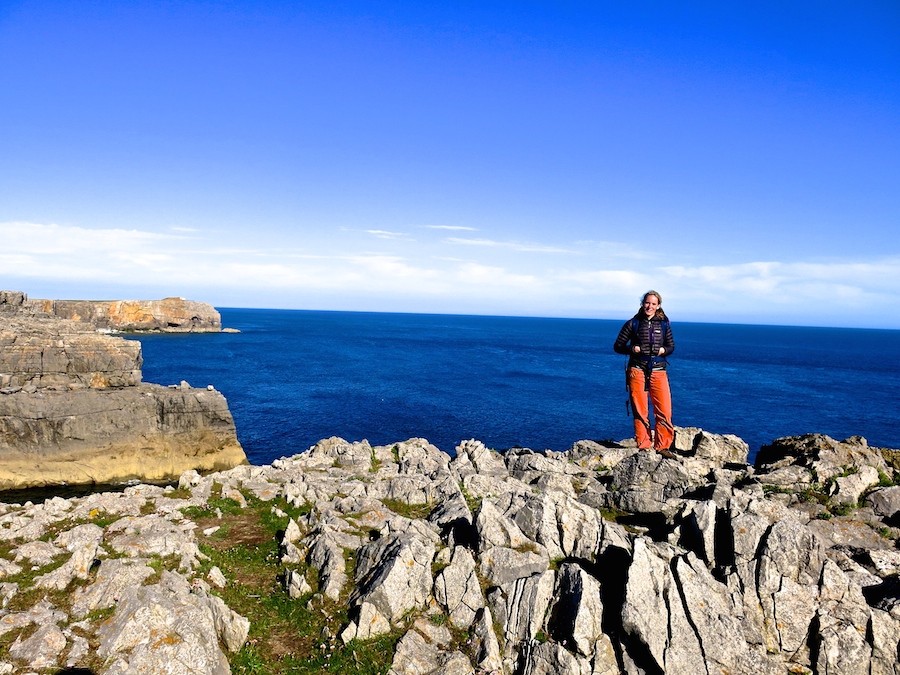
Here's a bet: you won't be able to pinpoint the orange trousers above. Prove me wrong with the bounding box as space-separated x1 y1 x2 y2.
628 367 674 450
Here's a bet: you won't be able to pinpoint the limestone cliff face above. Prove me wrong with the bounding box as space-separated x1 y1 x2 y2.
2 290 222 332
0 316 142 391
0 290 246 489
0 384 246 490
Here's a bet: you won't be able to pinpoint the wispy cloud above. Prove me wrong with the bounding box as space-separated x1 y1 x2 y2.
365 229 410 240
4 221 898 326
425 225 477 231
446 237 576 254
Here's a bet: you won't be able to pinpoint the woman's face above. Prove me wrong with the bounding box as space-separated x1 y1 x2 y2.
642 294 660 317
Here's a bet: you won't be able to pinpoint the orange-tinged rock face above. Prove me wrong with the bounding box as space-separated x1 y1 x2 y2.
108 301 155 327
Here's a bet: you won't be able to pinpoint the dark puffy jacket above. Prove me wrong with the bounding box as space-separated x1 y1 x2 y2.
613 313 675 370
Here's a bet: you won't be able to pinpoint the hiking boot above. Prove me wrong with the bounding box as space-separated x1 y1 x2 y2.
656 447 676 460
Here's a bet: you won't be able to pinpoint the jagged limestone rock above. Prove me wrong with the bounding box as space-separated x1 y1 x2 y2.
433 546 484 628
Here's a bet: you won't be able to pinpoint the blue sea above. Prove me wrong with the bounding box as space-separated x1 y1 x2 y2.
133 309 900 466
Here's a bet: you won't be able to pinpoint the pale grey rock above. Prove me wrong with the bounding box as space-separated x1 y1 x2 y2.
387 626 472 675
307 528 350 602
34 524 103 590
208 565 227 589
451 438 508 478
549 562 604 656
505 450 570 486
107 514 202 571
178 469 203 489
411 616 452 646
352 533 435 624
68 490 146 519
622 539 703 673
472 606 503 673
806 515 887 555
674 552 770 675
65 633 90 667
869 608 900 675
0 559 22 579
0 583 17 608
673 426 750 474
757 517 827 653
478 545 549 587
205 592 250 652
97 572 230 675
499 570 555 650
756 433 888 482
352 601 392 640
867 486 900 520
281 540 305 565
757 464 815 488
520 640 591 675
12 540 64 566
7 623 67 670
427 489 472 543
0 600 67 638
394 438 452 479
870 550 900 576
462 472 530 500
433 546 484 628
829 465 880 505
607 450 701 517
591 633 620 675
565 439 636 470
283 517 303 544
475 498 530 552
71 558 155 618
532 472 577 497
681 500 717 567
505 492 565 559
283 568 312 599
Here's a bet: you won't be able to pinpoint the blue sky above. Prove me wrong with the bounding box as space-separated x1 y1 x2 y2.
1 1 898 327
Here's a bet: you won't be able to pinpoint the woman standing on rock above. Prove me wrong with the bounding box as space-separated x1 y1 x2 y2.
613 290 676 458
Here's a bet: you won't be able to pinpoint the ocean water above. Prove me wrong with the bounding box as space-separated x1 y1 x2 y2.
133 309 900 465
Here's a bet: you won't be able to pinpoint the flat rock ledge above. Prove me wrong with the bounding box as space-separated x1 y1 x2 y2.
2 429 899 674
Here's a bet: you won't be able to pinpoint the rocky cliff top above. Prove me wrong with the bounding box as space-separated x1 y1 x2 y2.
1 428 897 674
1 290 222 332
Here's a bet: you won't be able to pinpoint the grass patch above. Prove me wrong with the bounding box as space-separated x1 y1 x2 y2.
380 499 433 520
192 495 402 674
181 495 247 520
459 485 481 514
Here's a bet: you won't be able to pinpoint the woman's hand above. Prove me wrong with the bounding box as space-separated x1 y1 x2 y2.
658 347 665 356
632 345 641 353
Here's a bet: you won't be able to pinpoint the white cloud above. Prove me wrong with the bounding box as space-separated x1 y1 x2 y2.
446 237 576 254
3 221 897 326
425 225 477 231
365 229 410 240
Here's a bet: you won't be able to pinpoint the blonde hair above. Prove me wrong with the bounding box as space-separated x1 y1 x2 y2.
638 290 666 319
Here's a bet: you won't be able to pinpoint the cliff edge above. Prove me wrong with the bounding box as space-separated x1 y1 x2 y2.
0 291 246 489
0 289 222 332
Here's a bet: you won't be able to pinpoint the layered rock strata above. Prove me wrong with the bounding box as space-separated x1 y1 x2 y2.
1 290 222 332
0 292 245 489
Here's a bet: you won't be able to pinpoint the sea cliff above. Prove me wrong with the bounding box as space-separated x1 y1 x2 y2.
0 290 223 333
0 291 246 489
0 430 898 674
